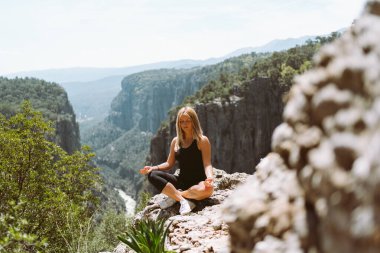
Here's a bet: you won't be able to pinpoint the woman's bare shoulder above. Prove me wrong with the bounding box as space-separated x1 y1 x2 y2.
170 137 178 147
201 135 209 141
199 135 210 147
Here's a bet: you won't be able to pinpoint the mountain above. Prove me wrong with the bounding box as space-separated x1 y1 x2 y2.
225 35 315 58
147 34 336 174
3 33 328 129
4 60 208 84
4 34 322 84
81 53 261 199
0 77 80 154
84 32 341 199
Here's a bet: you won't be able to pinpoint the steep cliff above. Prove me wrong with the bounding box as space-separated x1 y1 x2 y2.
53 98 81 154
108 68 197 132
0 77 80 153
107 54 259 134
149 77 288 174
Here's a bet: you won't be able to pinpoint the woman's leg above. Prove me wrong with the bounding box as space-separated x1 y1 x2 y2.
147 170 184 201
180 181 214 200
161 183 183 201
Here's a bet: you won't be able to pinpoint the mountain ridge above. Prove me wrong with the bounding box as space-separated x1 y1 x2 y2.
3 32 337 84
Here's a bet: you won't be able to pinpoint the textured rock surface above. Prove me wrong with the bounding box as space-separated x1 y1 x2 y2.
107 69 211 133
53 96 81 154
223 1 380 252
149 77 287 174
223 153 307 253
110 169 249 253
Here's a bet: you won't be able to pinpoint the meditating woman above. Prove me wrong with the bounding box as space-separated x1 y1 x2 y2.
140 106 214 215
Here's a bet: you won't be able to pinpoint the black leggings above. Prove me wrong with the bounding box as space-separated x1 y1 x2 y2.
148 170 192 192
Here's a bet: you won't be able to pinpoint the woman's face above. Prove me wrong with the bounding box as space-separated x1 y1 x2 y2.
179 114 193 133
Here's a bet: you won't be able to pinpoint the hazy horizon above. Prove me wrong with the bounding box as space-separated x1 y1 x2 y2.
0 0 367 75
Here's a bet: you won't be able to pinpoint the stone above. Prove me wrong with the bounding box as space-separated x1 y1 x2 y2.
223 1 380 252
223 153 306 252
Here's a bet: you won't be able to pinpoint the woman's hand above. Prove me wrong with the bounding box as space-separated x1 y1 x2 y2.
205 178 214 188
139 166 153 175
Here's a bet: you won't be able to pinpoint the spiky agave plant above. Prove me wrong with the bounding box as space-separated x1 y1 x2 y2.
118 218 174 253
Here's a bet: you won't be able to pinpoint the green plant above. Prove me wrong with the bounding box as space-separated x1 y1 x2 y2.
0 201 48 253
118 218 174 253
88 208 129 253
135 191 152 213
0 101 101 252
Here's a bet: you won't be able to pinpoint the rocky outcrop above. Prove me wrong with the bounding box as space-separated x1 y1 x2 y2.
223 153 307 252
54 94 81 154
149 77 287 174
223 1 380 252
109 169 249 253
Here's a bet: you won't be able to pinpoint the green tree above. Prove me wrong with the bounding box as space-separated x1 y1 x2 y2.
0 101 101 253
88 208 128 252
279 64 298 87
299 60 312 73
0 201 47 253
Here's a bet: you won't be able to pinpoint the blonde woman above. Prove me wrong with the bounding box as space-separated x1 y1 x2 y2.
140 106 214 215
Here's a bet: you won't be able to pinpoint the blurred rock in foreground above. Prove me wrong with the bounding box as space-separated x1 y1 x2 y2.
223 1 380 252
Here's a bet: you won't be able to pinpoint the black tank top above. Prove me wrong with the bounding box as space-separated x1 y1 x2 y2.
175 139 206 186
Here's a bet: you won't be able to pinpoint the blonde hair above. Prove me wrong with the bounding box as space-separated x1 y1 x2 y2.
175 106 203 150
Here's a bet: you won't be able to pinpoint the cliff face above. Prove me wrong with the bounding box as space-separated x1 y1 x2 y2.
54 95 81 154
107 69 205 133
105 54 259 135
149 77 288 174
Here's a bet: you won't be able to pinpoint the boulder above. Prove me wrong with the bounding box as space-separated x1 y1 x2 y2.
223 1 380 252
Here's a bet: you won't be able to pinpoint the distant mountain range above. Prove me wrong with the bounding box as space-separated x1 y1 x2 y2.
2 31 341 130
225 35 315 58
4 34 325 84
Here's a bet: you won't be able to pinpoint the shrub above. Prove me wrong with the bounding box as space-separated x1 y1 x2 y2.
135 191 152 213
0 101 101 252
118 218 173 253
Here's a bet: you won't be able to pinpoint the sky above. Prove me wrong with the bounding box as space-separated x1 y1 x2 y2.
0 0 367 75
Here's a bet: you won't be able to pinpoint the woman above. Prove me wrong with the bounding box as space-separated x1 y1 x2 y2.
140 106 214 215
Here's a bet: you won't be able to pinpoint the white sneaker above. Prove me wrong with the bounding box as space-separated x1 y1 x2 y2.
179 199 196 215
158 197 176 209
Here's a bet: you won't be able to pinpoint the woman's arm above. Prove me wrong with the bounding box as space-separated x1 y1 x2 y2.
199 136 213 186
157 137 177 170
140 137 177 174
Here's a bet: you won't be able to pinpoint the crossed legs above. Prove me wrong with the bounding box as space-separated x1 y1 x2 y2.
180 181 213 200
161 181 213 201
161 182 183 201
148 170 213 201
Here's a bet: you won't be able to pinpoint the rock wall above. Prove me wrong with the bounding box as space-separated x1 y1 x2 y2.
54 96 81 154
223 1 380 252
107 69 206 133
149 77 287 174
